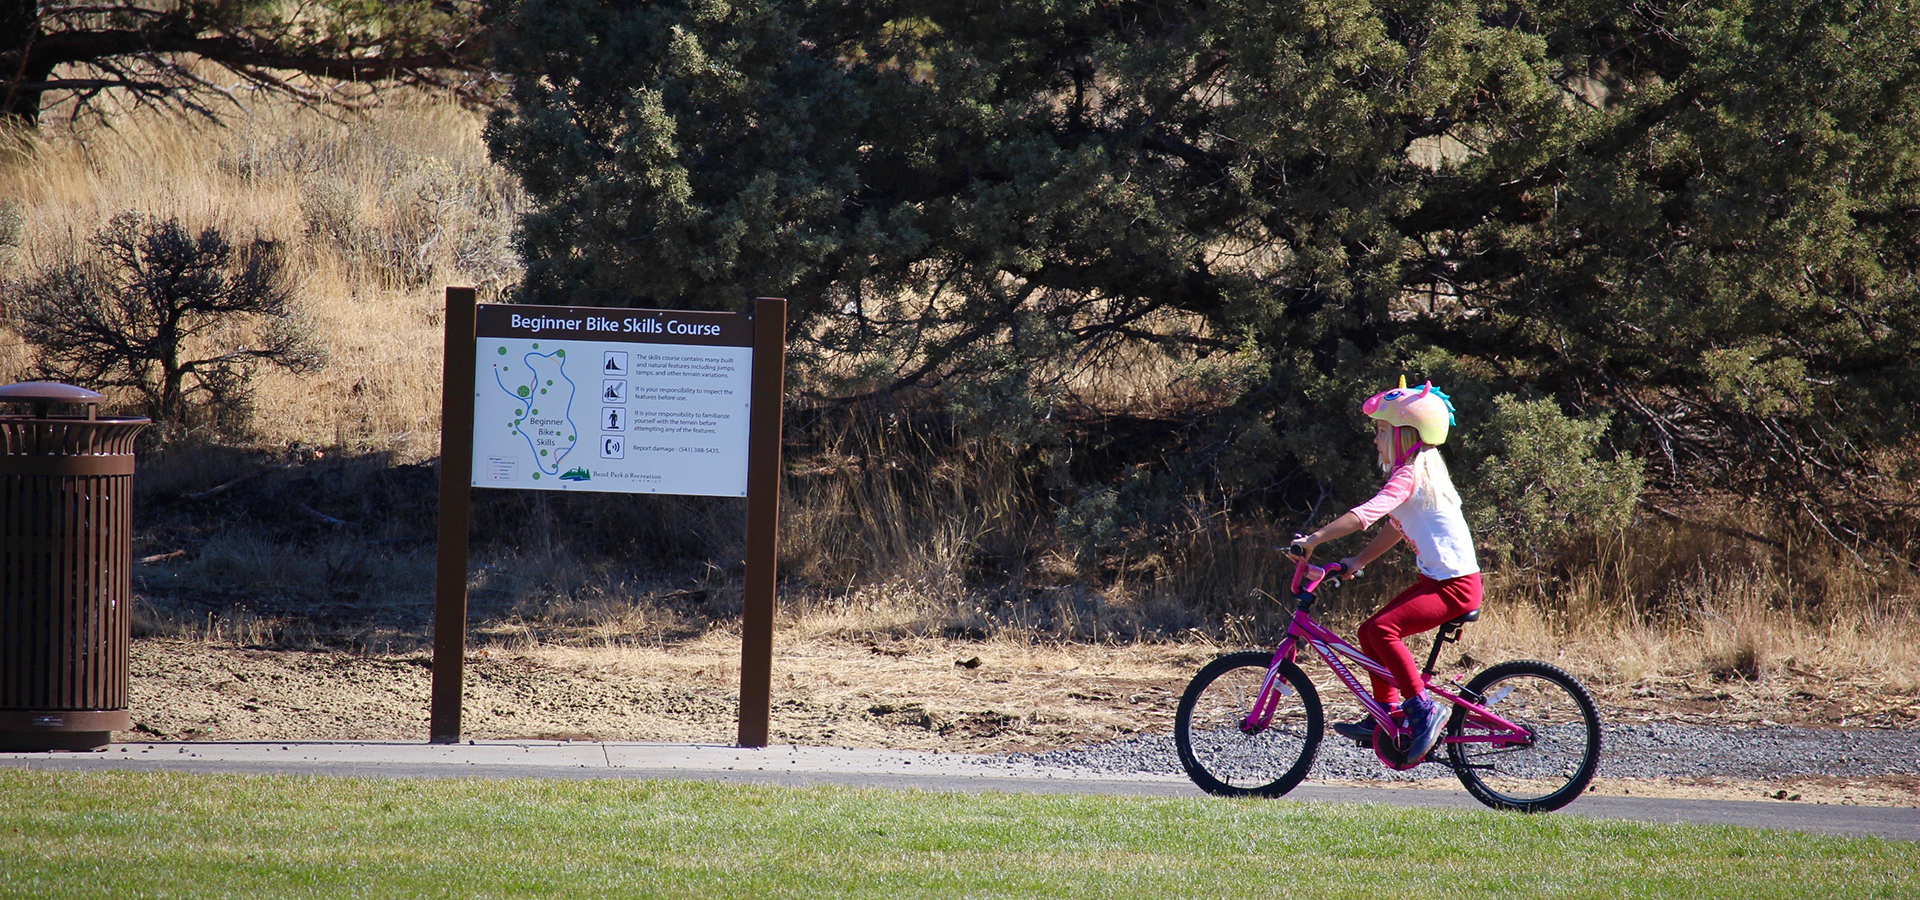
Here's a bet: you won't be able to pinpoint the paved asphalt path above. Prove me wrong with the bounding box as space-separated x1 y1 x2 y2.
4 741 1915 841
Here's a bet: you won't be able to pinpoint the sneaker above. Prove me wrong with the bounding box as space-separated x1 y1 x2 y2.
1332 717 1376 742
1400 694 1445 760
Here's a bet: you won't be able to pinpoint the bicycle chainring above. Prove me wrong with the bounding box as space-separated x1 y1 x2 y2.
1371 726 1427 771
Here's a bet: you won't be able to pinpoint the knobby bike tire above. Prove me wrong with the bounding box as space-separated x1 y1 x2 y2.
1445 659 1602 812
1175 650 1323 797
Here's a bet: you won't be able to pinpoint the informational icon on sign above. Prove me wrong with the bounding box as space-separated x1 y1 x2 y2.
602 407 622 432
602 379 626 403
603 351 628 376
601 435 625 459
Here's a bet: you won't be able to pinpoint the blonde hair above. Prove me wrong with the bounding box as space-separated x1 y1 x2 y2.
1379 424 1461 510
1406 447 1462 511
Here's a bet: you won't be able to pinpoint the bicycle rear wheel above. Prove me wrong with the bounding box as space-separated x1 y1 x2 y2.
1446 660 1601 812
1175 650 1322 797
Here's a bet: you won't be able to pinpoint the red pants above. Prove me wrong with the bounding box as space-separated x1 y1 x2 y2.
1357 573 1483 705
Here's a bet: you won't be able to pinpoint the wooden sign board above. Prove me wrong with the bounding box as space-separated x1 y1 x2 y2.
432 290 786 748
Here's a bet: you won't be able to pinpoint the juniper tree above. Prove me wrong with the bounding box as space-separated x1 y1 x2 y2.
483 0 1920 552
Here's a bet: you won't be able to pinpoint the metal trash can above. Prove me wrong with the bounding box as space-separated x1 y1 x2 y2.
0 382 148 751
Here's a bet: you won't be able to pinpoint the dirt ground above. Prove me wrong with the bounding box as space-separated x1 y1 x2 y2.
118 634 1920 809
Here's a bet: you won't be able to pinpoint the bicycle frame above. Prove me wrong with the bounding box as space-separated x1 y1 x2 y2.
1244 562 1534 755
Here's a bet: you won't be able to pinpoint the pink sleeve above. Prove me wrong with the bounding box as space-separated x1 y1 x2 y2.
1348 465 1416 528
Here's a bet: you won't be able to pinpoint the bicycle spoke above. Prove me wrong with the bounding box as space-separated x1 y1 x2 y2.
1447 661 1602 812
1176 652 1322 797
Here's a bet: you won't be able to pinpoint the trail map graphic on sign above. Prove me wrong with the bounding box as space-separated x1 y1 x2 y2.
471 304 753 496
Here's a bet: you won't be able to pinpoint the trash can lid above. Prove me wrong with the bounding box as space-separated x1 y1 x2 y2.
0 382 105 404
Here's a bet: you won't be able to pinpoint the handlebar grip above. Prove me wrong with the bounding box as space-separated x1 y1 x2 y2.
1290 557 1354 594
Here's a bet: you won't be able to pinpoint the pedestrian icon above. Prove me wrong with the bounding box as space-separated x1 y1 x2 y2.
602 407 623 432
602 379 626 403
600 436 625 459
603 351 628 376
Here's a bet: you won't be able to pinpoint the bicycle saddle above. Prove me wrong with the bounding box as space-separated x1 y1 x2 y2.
1445 609 1481 627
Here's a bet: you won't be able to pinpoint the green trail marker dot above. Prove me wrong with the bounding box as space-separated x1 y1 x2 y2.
546 380 553 385
541 449 548 456
533 473 541 480
497 347 507 355
541 389 547 394
518 386 530 397
556 349 565 357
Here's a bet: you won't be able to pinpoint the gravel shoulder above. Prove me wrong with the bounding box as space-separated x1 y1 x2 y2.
1009 727 1920 808
117 637 1920 809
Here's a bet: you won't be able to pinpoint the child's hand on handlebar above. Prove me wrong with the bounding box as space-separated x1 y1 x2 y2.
1336 557 1364 580
1286 534 1312 560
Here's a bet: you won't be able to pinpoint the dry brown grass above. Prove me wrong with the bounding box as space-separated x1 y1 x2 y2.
1 88 516 457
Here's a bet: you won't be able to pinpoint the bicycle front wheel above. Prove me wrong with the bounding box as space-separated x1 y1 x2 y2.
1447 660 1602 812
1175 650 1322 797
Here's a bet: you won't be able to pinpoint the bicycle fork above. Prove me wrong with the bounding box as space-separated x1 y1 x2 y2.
1241 639 1301 734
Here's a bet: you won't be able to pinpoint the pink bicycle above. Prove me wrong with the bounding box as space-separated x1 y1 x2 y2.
1175 558 1602 812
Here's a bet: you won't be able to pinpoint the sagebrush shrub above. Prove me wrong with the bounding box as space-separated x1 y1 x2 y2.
16 212 326 439
1461 395 1645 567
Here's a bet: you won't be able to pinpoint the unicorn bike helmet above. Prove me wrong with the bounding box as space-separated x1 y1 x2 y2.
1363 377 1456 466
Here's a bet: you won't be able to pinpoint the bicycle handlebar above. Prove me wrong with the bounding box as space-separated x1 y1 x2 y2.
1289 555 1349 596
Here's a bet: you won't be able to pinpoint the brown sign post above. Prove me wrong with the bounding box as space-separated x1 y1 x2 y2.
431 287 478 743
738 298 785 747
431 288 785 747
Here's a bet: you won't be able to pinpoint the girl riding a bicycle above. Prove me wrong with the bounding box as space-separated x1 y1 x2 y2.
1288 378 1481 762
1175 380 1597 810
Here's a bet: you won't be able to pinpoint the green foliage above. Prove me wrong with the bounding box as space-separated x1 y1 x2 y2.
15 212 326 438
1699 343 1809 418
1459 396 1646 568
1055 484 1123 568
485 0 1920 561
0 198 21 262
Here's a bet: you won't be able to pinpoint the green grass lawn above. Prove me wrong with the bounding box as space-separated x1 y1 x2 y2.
0 770 1911 899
